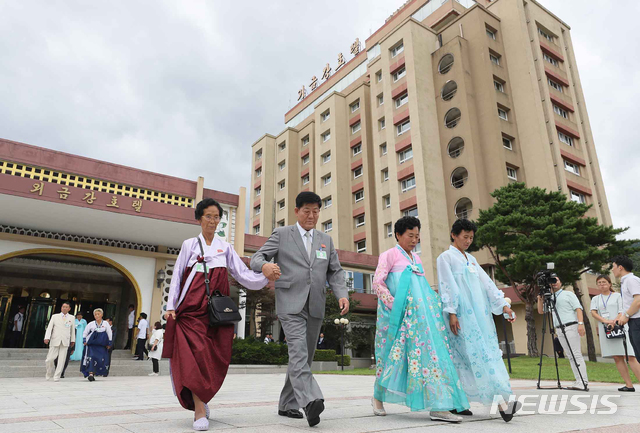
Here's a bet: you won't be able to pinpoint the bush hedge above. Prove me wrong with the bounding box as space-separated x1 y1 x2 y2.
313 349 337 361
231 338 288 365
335 354 351 366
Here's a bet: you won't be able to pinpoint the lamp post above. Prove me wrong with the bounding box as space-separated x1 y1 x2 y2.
503 297 512 374
334 318 349 371
156 268 166 289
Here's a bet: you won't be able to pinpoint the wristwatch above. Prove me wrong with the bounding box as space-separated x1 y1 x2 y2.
578 322 584 325
625 312 631 318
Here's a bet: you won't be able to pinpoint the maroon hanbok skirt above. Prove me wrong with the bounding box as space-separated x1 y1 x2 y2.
162 266 234 411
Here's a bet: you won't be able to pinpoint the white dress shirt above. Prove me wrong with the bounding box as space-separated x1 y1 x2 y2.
296 222 314 254
13 312 24 332
137 318 149 339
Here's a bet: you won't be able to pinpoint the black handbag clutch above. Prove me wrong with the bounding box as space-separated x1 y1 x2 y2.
605 323 625 340
197 238 242 327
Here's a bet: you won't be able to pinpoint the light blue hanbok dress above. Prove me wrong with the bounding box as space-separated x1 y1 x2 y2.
373 246 469 412
437 245 512 404
70 318 87 361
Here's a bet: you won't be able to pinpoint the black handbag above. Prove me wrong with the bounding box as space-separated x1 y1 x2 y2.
605 323 625 340
197 238 242 327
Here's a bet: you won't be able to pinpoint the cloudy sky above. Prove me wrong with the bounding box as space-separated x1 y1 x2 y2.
1 1 638 239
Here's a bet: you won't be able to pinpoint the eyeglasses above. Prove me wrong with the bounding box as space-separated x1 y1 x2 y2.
202 215 221 222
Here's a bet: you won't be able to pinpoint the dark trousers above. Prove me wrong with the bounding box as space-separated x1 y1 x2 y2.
124 328 134 350
9 331 22 348
54 345 72 377
152 358 159 373
628 318 640 358
135 338 147 360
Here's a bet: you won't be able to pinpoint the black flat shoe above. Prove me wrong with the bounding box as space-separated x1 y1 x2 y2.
87 375 95 382
304 399 324 427
619 386 635 392
451 409 473 416
499 401 522 422
278 409 303 419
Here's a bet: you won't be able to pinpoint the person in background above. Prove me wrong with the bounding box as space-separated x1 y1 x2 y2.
44 302 75 382
70 313 87 361
591 274 639 392
133 312 149 361
10 306 26 348
105 317 116 376
148 321 164 376
124 304 135 350
81 308 112 381
317 333 326 350
264 333 271 344
613 256 640 366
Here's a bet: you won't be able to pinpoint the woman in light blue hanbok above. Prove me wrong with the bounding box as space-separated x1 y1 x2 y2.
437 219 520 422
70 312 87 361
372 217 470 424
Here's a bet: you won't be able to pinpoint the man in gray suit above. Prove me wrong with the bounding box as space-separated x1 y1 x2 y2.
251 191 349 427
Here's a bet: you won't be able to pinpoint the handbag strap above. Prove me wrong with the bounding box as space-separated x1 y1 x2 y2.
197 237 212 299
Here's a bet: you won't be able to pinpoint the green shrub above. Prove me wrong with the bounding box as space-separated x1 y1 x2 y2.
313 349 337 361
231 338 288 365
335 354 351 366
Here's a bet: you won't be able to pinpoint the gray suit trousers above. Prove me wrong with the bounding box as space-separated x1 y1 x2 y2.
278 298 324 410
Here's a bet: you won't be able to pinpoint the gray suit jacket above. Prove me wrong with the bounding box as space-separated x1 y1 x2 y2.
251 225 348 319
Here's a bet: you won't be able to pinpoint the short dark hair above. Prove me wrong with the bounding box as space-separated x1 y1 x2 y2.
195 198 223 221
612 255 633 272
394 216 421 241
128 304 135 309
295 191 321 209
154 321 162 330
450 219 477 242
106 317 113 322
140 312 147 319
76 312 83 317
61 302 71 307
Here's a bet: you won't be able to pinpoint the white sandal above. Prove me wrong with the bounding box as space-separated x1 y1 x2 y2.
371 397 386 416
193 417 209 431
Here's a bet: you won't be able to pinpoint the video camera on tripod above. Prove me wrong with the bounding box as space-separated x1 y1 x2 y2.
535 263 557 300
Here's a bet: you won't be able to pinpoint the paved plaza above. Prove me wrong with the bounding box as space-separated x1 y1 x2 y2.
0 374 638 433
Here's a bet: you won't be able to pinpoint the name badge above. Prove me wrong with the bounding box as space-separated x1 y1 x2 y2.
601 311 610 319
65 322 71 328
468 264 477 274
195 263 205 273
316 250 327 260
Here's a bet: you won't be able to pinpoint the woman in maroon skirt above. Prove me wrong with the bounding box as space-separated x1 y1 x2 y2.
163 198 270 431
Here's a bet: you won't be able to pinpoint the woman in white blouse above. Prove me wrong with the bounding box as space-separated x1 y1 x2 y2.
148 321 164 376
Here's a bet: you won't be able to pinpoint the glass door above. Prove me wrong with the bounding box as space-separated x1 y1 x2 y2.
23 299 55 348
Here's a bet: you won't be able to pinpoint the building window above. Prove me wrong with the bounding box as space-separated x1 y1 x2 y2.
380 143 388 156
302 135 309 146
322 152 331 164
355 214 365 228
377 94 384 106
323 174 332 186
564 160 580 176
454 197 472 219
255 149 262 161
376 70 383 82
382 168 389 182
494 80 505 93
354 190 364 203
570 190 586 204
438 54 454 74
385 223 393 238
255 167 262 178
379 117 386 130
558 132 574 146
486 27 496 40
441 81 457 101
502 136 513 150
538 27 554 42
255 186 261 197
506 166 518 181
391 42 404 58
323 196 332 208
498 108 508 121
352 144 362 156
490 53 501 66
350 99 360 113
323 220 333 232
398 147 413 164
392 66 406 82
302 155 309 165
322 130 331 142
254 225 260 235
356 240 366 253
278 200 285 210
395 93 408 108
278 219 285 227
353 166 363 179
279 161 286 171
548 78 563 93
397 119 411 136
302 175 309 185
279 180 286 190
255 205 261 215
401 176 416 193
278 141 286 152
351 121 361 134
543 53 559 67
321 110 330 122
403 207 418 218
553 104 568 119
383 195 391 209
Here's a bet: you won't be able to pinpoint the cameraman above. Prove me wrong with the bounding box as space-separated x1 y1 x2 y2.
537 275 589 390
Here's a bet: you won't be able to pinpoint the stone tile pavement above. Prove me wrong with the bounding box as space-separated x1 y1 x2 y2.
0 374 638 432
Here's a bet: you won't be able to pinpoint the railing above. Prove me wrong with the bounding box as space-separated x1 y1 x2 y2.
448 146 464 158
442 89 457 100
451 176 468 189
445 117 461 128
455 208 472 219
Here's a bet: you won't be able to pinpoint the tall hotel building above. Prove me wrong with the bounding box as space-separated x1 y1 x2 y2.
249 0 611 284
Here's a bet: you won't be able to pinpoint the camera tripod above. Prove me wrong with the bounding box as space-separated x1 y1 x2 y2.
536 291 588 391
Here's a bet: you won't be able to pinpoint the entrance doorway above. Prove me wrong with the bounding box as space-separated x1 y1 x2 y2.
0 252 137 349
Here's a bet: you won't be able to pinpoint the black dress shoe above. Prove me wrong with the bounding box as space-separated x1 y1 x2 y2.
499 401 522 423
618 386 636 392
278 409 303 419
450 409 473 415
304 399 324 427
